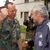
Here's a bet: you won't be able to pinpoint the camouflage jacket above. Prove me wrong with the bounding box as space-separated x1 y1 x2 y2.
0 18 20 40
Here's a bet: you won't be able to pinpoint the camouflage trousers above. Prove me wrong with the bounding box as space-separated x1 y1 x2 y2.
0 39 19 50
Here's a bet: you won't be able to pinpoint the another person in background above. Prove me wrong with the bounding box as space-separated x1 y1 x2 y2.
23 12 36 50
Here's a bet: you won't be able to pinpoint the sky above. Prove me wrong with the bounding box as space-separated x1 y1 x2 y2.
0 0 13 7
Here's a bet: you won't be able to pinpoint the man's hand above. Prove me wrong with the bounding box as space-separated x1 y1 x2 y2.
1 8 8 18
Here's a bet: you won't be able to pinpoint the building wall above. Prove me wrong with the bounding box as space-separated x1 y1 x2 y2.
13 0 35 4
13 0 44 25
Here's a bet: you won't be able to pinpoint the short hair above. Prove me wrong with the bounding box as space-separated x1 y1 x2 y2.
32 4 49 18
5 2 14 8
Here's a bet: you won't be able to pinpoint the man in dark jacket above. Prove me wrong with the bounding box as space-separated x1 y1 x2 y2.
30 4 50 50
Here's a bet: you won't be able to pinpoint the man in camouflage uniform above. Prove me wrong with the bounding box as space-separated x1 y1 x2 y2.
0 2 20 50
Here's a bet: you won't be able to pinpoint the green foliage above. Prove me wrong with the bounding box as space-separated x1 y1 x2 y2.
19 25 26 33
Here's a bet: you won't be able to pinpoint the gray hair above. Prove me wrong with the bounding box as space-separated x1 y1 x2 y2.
32 4 49 18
